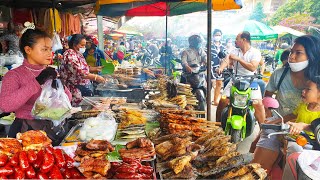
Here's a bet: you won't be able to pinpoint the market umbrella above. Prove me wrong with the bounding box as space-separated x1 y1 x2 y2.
96 0 242 17
272 25 305 37
222 20 278 41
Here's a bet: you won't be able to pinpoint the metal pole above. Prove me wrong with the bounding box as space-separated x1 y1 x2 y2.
97 15 104 51
52 0 56 32
165 12 168 75
207 0 212 121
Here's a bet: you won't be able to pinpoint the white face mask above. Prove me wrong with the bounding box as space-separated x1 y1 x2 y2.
79 47 86 54
288 60 309 72
213 36 221 42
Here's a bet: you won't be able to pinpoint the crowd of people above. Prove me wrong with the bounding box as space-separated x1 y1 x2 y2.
1 25 320 178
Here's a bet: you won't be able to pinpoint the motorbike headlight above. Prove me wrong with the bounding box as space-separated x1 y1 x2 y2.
233 92 248 108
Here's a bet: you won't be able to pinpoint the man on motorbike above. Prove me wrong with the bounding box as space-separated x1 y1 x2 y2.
181 35 207 111
147 41 159 60
216 31 265 124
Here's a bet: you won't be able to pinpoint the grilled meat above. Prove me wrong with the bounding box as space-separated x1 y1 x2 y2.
0 138 22 156
119 147 155 160
86 139 114 151
75 143 109 160
79 157 110 176
126 137 153 149
16 130 52 151
162 164 197 179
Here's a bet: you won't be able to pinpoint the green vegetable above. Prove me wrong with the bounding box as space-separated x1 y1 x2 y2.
106 144 126 161
1 113 15 121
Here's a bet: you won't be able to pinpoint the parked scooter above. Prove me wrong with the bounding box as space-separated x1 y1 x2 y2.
220 70 259 143
261 97 320 179
181 64 207 112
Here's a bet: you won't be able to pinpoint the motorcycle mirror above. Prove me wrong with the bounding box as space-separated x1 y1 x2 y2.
311 118 320 146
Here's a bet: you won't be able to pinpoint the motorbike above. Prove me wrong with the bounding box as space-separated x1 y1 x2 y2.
181 64 207 112
136 48 154 67
220 70 259 143
261 97 320 180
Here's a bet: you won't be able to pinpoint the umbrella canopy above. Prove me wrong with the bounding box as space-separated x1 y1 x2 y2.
272 25 305 37
96 0 242 16
113 29 143 36
222 20 278 41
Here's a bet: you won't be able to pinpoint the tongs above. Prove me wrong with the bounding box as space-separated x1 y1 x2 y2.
82 97 102 109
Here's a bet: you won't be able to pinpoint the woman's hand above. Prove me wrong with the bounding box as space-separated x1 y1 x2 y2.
287 122 309 135
36 67 57 85
95 75 106 84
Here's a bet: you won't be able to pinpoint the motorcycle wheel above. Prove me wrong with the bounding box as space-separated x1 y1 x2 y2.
143 57 153 67
230 128 242 143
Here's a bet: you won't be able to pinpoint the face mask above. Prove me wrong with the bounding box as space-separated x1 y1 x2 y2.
79 47 86 54
288 60 309 72
213 36 221 42
227 42 233 47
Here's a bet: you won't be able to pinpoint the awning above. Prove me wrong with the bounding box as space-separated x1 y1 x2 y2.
272 25 305 37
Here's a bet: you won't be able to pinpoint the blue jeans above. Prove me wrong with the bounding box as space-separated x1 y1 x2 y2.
254 79 266 97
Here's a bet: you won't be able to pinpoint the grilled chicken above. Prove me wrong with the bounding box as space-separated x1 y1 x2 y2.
16 130 52 151
86 139 114 151
126 137 153 149
75 143 109 160
119 147 155 160
79 157 110 177
0 138 22 156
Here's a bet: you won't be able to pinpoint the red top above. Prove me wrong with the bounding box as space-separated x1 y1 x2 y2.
0 60 72 120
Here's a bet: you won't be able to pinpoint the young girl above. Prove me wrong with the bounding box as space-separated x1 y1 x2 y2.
0 29 71 143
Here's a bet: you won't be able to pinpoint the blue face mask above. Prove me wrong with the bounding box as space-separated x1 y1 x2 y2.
196 43 202 49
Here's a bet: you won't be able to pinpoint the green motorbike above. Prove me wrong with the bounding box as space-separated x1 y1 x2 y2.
221 71 259 143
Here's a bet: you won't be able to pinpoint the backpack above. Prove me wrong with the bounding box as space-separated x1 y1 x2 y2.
117 50 125 60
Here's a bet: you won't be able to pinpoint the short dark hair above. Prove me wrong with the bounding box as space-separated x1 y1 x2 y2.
120 42 125 45
89 44 97 50
240 31 251 43
213 29 222 36
68 34 85 49
280 48 291 62
19 29 51 58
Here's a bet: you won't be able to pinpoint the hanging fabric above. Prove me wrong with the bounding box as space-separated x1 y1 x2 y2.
12 8 33 25
43 8 62 37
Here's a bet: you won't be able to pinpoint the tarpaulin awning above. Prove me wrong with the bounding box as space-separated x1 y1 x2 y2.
96 0 242 16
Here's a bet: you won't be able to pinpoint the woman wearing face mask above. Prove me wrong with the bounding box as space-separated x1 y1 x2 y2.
59 34 106 106
251 35 320 175
211 29 227 105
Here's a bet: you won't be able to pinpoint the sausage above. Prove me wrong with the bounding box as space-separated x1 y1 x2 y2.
69 167 83 179
33 149 44 169
13 167 25 180
27 150 37 164
46 146 54 154
25 166 36 179
8 153 19 167
0 154 8 167
0 166 14 177
36 172 48 180
40 151 54 173
114 173 142 179
115 166 136 173
53 149 65 168
138 165 154 175
48 165 63 179
122 157 141 164
19 151 30 170
0 176 8 180
63 154 74 168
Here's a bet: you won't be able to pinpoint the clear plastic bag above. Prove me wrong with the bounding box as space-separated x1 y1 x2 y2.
79 112 117 141
32 79 72 126
52 32 63 52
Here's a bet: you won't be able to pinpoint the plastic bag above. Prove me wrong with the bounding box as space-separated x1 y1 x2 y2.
32 79 72 126
52 32 63 52
79 112 117 141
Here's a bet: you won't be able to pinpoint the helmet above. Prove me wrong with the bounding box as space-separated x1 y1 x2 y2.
188 35 202 49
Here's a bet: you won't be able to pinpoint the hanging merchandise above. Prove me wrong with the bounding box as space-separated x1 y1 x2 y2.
12 8 33 25
44 8 62 36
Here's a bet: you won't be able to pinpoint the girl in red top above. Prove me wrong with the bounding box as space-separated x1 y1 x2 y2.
0 29 72 144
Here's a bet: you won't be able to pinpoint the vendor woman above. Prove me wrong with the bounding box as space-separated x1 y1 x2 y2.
0 29 72 143
59 34 106 106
